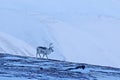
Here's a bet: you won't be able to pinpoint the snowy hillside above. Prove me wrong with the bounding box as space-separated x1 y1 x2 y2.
0 0 120 68
0 53 120 80
0 32 35 56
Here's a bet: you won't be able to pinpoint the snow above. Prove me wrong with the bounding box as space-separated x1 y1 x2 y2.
0 32 35 57
0 0 120 68
1 53 120 80
0 77 36 80
98 76 120 80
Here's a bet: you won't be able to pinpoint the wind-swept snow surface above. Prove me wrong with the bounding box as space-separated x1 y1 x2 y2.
1 53 120 80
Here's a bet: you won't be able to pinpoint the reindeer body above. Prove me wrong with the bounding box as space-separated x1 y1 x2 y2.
36 43 54 59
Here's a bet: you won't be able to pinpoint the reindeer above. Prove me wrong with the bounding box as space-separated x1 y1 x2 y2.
36 43 54 59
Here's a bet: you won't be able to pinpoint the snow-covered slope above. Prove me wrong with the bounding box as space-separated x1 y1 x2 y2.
0 32 35 56
48 19 120 68
0 0 120 68
0 31 65 60
1 53 120 80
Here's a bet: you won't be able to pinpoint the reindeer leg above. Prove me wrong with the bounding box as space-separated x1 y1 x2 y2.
39 54 41 58
46 55 48 59
43 54 45 58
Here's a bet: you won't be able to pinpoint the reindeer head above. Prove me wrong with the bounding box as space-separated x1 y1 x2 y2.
49 43 54 52
49 43 53 47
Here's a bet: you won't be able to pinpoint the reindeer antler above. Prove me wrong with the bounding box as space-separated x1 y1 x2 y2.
49 43 53 47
